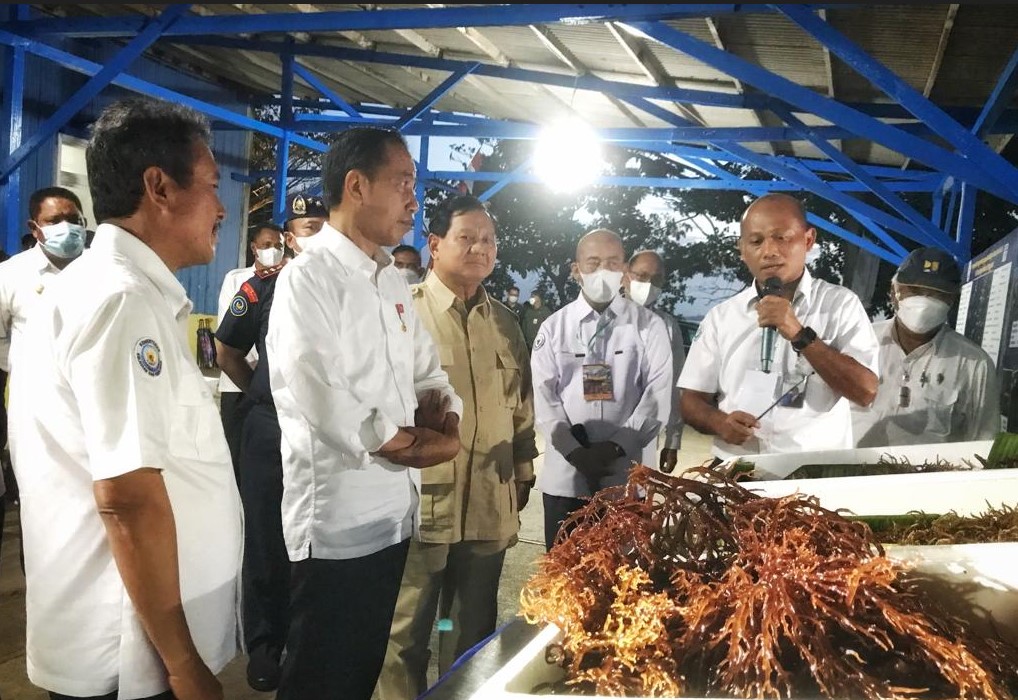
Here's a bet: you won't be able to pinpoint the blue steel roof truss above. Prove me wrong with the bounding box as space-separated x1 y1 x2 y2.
1 4 1017 264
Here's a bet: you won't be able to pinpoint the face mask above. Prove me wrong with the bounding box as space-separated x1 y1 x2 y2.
628 280 661 307
579 269 623 305
256 247 283 267
398 267 422 285
39 221 85 260
896 295 950 334
530 296 540 307
507 295 519 304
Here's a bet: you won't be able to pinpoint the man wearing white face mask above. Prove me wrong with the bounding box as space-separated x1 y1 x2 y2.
0 186 86 374
531 229 672 550
214 223 288 483
392 243 425 285
852 246 1000 447
623 250 686 473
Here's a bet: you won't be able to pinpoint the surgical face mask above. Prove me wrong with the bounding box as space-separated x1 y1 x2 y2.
39 221 85 260
579 269 624 305
896 295 950 334
628 280 661 307
507 294 519 304
255 247 283 267
398 267 422 285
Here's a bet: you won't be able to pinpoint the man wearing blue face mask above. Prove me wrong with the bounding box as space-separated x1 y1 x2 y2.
851 246 1001 447
0 186 86 374
530 229 672 550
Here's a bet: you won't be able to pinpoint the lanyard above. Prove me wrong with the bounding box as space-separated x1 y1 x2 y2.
586 312 614 354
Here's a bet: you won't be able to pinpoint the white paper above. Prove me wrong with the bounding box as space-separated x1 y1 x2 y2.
732 369 781 417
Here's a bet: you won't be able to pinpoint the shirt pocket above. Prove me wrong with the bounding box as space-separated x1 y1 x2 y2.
923 387 959 438
171 373 232 465
496 347 522 409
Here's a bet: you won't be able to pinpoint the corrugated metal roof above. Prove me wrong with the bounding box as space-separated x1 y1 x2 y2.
25 3 1018 168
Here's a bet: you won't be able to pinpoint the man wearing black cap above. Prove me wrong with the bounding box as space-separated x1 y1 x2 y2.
282 192 327 256
852 246 1001 447
213 190 327 691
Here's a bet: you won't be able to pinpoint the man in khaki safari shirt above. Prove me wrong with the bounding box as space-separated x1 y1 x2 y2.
377 195 538 699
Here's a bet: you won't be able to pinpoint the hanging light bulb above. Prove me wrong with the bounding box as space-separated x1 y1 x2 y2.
533 118 605 193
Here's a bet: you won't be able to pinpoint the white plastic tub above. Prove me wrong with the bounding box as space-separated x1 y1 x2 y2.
474 543 1018 699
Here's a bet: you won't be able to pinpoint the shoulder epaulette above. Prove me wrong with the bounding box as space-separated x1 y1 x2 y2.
255 262 284 280
239 281 259 303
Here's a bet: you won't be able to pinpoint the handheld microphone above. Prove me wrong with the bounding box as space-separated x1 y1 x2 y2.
759 276 782 373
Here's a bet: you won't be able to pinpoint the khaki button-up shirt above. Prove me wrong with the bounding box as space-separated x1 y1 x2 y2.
412 273 538 544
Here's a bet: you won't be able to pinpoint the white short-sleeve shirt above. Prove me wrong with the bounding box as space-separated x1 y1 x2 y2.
851 320 1000 447
9 224 243 699
0 244 62 372
678 269 879 459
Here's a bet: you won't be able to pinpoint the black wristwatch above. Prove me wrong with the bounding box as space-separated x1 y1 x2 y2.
609 442 626 458
791 326 818 354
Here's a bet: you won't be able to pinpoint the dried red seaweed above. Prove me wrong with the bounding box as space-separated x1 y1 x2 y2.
520 464 1018 699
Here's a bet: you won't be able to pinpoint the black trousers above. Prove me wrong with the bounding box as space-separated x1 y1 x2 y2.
276 539 411 700
239 403 290 657
542 493 589 551
49 692 174 700
219 390 251 485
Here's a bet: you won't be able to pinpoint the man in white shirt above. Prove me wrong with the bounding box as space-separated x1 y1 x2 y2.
266 126 462 700
623 249 686 473
531 229 673 550
9 98 242 700
852 246 1000 447
0 185 87 577
392 243 424 285
214 222 286 482
0 186 86 373
679 194 879 460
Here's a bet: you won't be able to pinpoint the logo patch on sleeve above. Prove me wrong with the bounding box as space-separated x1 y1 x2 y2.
533 334 546 351
230 295 248 316
240 281 259 302
135 338 163 377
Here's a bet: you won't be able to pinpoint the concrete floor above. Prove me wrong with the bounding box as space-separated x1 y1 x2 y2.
0 428 714 699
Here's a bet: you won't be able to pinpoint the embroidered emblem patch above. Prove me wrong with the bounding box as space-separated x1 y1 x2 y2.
534 334 546 351
230 295 248 316
135 338 162 377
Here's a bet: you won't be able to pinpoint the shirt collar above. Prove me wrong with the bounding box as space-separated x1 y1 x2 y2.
29 242 60 274
90 223 192 318
569 292 626 322
310 222 394 278
423 271 491 316
742 267 815 311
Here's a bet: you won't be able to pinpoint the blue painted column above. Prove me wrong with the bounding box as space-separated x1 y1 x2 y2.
1 4 27 255
273 40 295 225
413 134 430 251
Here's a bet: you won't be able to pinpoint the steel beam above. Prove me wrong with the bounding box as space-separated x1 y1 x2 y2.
775 4 1018 202
954 183 976 260
0 29 329 153
627 20 1018 205
293 63 359 117
973 43 1018 138
477 156 536 203
414 134 429 247
1 4 27 255
7 5 847 38
394 63 479 131
0 4 191 183
774 106 949 252
805 213 902 265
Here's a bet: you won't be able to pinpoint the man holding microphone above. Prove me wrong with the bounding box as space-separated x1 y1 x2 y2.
678 194 879 459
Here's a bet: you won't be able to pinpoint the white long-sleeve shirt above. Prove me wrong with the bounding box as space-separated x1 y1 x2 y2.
0 244 62 372
851 320 1000 447
530 294 673 498
653 308 687 450
266 224 462 561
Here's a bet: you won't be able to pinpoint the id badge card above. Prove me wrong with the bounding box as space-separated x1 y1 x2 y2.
583 363 614 401
778 372 809 409
732 369 780 417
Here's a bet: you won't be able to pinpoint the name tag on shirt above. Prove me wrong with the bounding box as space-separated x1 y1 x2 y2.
582 363 614 401
732 369 780 416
